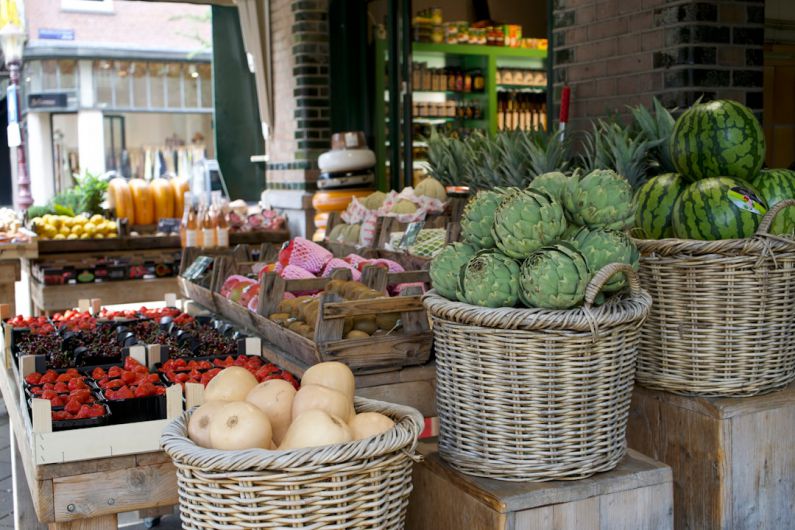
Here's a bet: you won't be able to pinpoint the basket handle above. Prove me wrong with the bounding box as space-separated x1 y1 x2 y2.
584 263 641 308
756 199 795 235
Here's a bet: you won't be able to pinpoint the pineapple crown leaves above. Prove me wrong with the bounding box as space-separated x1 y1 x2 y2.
577 118 659 189
522 128 570 176
628 97 676 174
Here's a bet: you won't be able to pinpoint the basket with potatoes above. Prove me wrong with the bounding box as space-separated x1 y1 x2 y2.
253 271 433 373
161 361 424 530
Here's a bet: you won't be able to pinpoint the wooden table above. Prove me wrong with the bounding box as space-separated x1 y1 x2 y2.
0 358 178 529
25 231 290 316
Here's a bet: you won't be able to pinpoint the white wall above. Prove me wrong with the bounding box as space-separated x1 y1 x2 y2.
77 110 106 176
27 112 55 205
122 113 214 156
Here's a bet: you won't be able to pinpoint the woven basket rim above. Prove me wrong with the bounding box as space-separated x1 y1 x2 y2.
423 288 652 332
633 234 795 257
161 396 424 472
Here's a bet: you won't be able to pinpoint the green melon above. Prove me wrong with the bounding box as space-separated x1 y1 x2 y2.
670 99 765 182
633 173 686 239
751 169 795 235
672 177 768 240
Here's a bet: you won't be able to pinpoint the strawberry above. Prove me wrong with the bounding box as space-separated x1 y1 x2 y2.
124 357 142 371
134 383 156 398
51 395 67 407
25 372 42 385
146 373 160 384
173 358 187 368
153 386 166 396
86 404 105 417
56 373 72 383
52 411 70 421
196 360 212 371
104 379 125 390
76 405 93 419
69 389 92 403
174 373 189 383
40 370 58 384
64 398 82 415
53 382 69 393
114 386 134 400
121 371 137 385
108 366 122 378
30 386 43 396
68 378 87 391
92 367 106 380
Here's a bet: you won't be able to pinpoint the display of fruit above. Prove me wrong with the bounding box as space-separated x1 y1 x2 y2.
51 309 97 332
361 191 387 210
7 315 55 334
327 223 361 244
390 199 419 214
528 171 568 202
30 214 118 240
751 169 795 235
460 188 517 249
456 249 520 308
570 227 639 292
518 243 590 310
672 176 767 240
151 178 176 220
186 362 395 452
108 177 135 221
414 176 447 201
129 178 155 225
429 242 477 301
562 169 634 230
633 173 685 239
492 188 566 259
158 355 298 388
670 99 765 182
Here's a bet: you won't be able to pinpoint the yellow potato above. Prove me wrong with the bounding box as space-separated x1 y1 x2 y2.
53 233 66 240
79 233 91 239
59 227 70 236
83 222 97 233
67 234 78 240
90 214 104 224
71 225 83 235
94 233 105 239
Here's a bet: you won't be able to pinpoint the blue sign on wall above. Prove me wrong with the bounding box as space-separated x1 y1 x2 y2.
38 28 75 41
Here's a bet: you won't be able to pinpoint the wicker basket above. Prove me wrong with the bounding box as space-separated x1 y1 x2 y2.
633 200 795 397
423 263 652 481
161 397 424 529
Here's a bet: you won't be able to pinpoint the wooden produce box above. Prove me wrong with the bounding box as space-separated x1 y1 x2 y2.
407 441 673 530
627 384 795 530
180 264 433 374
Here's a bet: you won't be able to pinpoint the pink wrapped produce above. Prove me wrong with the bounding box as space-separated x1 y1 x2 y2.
321 258 362 281
278 237 333 274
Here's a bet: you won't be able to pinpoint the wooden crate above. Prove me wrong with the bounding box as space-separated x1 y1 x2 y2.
626 384 795 530
180 264 433 374
406 441 673 530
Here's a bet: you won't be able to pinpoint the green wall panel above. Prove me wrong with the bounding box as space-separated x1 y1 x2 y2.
212 5 265 200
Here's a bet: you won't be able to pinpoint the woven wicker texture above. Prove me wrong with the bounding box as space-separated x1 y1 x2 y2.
161 397 424 529
423 263 652 481
634 200 795 397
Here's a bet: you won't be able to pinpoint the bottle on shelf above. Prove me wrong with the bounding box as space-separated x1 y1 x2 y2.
200 193 216 248
214 192 230 248
180 192 198 248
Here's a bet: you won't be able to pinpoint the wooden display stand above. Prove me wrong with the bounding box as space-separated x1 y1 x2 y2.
627 384 795 530
0 238 37 313
406 441 673 530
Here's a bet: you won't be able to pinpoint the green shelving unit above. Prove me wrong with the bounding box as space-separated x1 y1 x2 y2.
373 38 548 191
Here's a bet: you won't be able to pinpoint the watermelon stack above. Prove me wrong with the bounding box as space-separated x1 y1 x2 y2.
633 99 794 241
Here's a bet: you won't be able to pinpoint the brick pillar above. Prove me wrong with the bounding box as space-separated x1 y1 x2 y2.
266 0 331 237
552 0 764 131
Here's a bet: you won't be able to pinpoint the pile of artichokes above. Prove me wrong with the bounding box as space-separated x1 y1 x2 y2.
430 169 640 309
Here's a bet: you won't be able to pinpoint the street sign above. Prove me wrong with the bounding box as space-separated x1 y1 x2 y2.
38 28 75 41
28 93 68 110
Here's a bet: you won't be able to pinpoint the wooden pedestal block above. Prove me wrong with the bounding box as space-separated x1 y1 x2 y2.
627 384 795 530
406 442 673 530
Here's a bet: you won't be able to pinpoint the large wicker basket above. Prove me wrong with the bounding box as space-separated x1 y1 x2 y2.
161 397 424 529
634 200 795 397
423 263 652 481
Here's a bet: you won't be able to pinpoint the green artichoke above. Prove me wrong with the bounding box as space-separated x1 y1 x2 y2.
429 242 478 301
570 226 639 292
562 169 635 230
528 171 569 202
457 250 520 308
460 188 518 249
561 222 583 240
491 189 566 259
519 242 590 309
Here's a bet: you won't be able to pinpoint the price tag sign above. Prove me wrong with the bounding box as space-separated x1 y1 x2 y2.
182 256 214 280
399 221 424 250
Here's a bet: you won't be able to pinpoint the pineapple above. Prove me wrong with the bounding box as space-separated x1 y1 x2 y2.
629 97 676 174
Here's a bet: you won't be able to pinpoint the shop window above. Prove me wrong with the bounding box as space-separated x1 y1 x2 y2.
131 61 148 109
149 63 166 109
184 64 199 109
94 60 113 107
61 0 113 14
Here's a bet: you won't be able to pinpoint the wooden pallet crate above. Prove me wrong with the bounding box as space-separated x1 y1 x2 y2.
627 383 795 530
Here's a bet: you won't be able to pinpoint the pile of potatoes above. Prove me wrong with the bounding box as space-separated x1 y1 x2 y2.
268 280 401 341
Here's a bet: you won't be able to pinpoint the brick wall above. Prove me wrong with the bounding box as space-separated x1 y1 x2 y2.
553 0 764 131
267 0 331 191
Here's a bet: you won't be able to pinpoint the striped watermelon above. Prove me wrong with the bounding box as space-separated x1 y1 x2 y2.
751 169 795 235
670 99 765 182
672 177 768 240
633 173 685 239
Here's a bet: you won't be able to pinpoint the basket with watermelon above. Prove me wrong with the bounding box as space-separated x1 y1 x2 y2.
631 98 795 397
